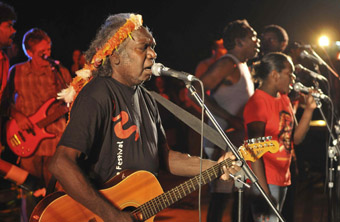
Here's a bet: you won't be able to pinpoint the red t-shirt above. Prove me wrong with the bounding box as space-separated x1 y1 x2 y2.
243 89 294 186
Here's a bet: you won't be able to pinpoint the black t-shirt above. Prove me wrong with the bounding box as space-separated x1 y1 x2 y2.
58 76 167 184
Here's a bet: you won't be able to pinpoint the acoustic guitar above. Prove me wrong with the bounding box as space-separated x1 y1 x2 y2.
30 138 279 222
6 98 68 157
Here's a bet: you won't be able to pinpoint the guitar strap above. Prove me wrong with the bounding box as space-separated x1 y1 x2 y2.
143 87 227 151
47 175 57 195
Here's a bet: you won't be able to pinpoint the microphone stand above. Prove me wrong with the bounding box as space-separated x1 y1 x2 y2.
186 82 286 222
332 121 340 222
304 48 340 220
309 47 340 81
49 62 67 89
314 97 340 222
233 169 249 222
305 73 340 221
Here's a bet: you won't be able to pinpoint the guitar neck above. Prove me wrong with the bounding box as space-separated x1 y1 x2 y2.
132 158 233 220
36 104 68 128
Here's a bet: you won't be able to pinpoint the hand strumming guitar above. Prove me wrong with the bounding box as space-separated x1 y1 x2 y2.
12 109 33 131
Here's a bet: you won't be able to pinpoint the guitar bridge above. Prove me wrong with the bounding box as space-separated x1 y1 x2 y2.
10 134 21 146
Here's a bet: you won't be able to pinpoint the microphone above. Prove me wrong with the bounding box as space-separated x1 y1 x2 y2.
295 64 328 81
42 54 60 66
151 63 198 82
300 50 322 65
293 82 329 100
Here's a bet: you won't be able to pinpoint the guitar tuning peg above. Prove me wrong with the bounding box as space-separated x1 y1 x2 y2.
266 136 272 140
262 137 266 141
257 137 266 142
249 138 256 144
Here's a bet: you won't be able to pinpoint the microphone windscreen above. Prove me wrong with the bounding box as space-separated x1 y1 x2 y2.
293 82 305 92
151 63 163 76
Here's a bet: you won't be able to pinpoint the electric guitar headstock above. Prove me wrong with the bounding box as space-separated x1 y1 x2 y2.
238 136 279 162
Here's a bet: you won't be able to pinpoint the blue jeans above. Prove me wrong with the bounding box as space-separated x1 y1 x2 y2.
250 184 288 222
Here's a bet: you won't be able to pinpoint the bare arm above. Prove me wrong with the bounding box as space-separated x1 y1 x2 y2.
293 93 316 145
200 57 236 90
194 57 244 129
247 121 272 196
160 143 239 180
48 146 134 222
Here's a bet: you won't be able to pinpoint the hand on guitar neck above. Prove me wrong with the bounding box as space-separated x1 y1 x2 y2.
217 150 240 181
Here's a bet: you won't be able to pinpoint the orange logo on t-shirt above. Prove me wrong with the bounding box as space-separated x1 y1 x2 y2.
278 110 293 153
112 111 139 141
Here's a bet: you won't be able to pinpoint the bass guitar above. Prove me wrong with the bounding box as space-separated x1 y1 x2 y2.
30 138 279 222
6 98 68 157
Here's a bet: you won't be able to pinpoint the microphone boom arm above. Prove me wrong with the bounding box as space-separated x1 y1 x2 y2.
310 48 340 81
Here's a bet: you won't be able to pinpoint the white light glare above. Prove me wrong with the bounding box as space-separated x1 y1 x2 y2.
319 36 329 47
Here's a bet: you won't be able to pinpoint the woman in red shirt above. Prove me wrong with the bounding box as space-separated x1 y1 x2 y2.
243 52 316 222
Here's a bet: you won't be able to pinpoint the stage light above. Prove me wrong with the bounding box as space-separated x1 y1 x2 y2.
318 35 330 47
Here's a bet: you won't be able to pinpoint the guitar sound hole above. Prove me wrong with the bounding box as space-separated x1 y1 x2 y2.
122 206 136 212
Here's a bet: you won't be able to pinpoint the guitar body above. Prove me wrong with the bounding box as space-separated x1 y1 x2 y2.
30 170 164 222
6 98 57 157
29 139 278 222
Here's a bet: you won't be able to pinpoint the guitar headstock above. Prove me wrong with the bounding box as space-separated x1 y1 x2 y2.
238 136 279 162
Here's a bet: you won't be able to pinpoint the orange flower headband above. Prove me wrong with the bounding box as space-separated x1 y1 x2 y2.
57 14 143 107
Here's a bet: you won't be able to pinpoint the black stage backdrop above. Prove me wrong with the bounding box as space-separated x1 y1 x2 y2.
3 0 340 74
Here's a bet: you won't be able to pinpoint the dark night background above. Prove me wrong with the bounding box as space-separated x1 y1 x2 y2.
3 0 340 74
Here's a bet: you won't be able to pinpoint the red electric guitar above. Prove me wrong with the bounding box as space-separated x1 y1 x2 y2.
29 139 279 222
6 98 68 157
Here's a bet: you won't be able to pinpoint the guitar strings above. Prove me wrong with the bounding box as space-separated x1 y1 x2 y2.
131 158 233 220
